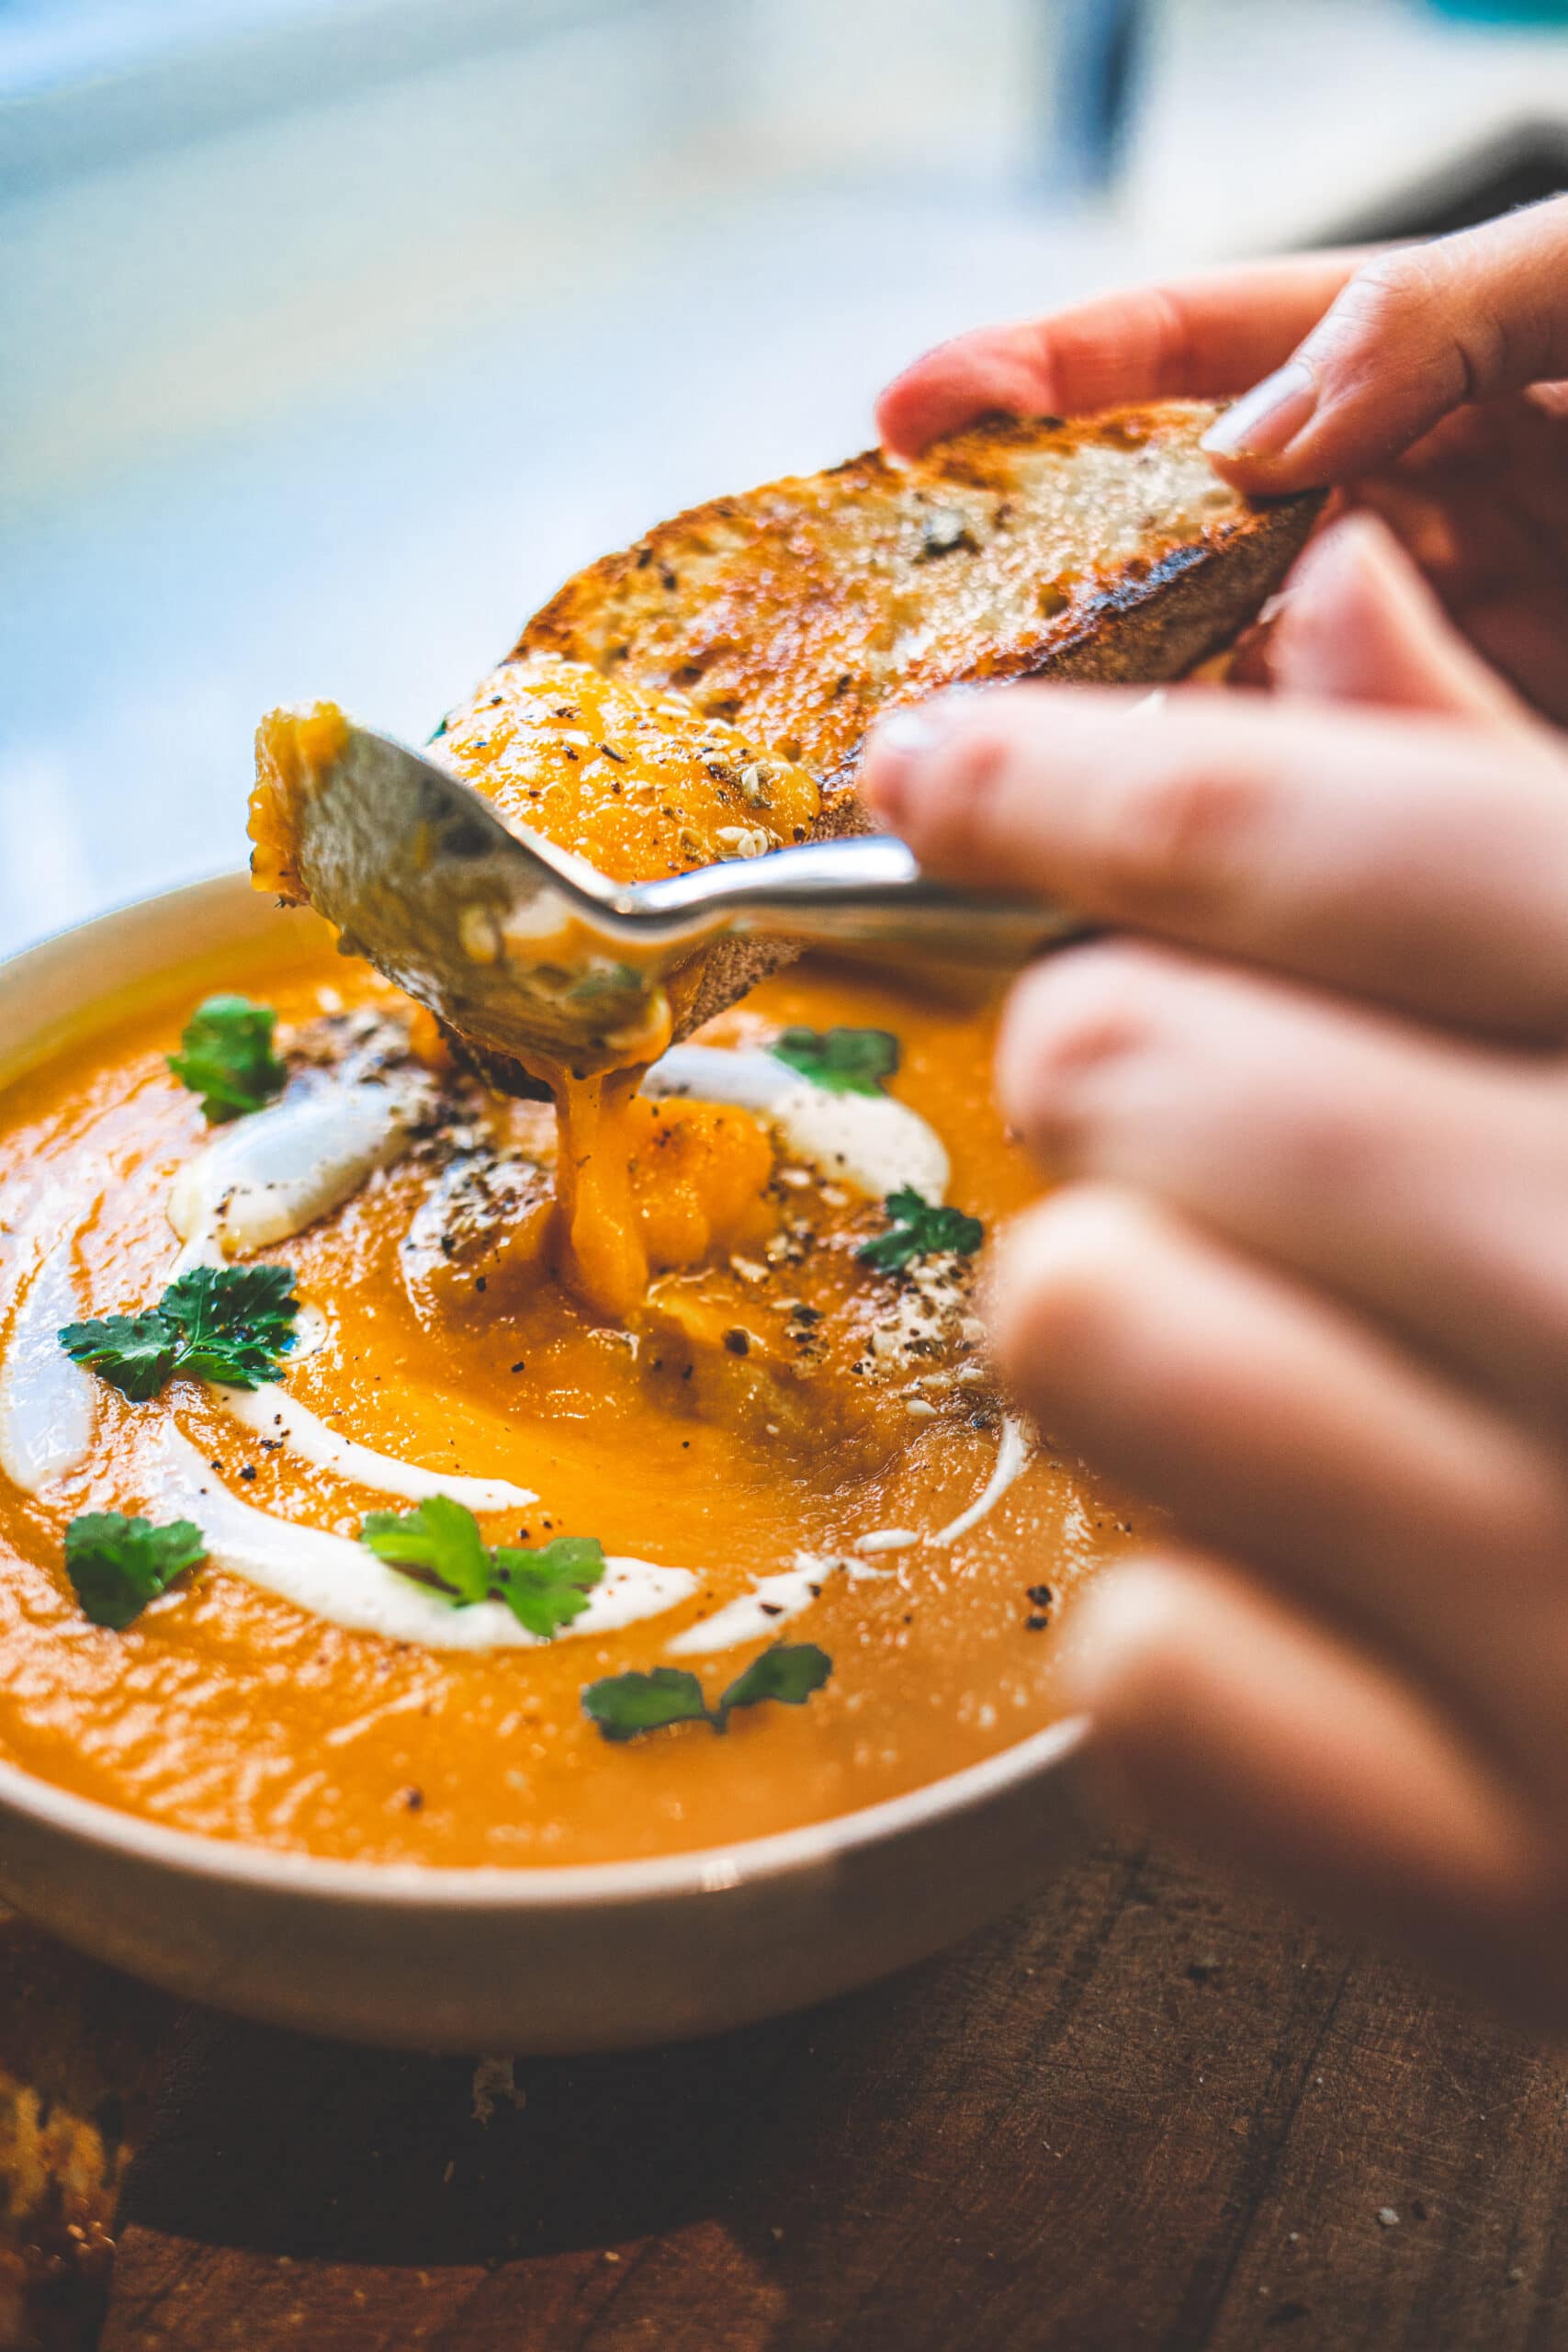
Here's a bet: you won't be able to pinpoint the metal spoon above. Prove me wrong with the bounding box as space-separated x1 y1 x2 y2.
285 723 1087 1072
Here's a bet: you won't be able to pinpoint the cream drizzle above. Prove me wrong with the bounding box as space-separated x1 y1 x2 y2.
136 1426 694 1650
164 1062 536 1511
207 1381 536 1511
168 1072 433 1271
0 1229 96 1494
665 1561 827 1654
929 1415 1033 1546
644 1045 950 1203
666 1544 897 1656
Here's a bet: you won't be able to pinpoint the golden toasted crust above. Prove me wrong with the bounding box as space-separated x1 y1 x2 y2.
431 403 1321 1093
451 403 1318 1090
518 402 1323 799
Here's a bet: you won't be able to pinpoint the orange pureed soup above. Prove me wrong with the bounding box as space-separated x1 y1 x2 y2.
0 923 1138 1867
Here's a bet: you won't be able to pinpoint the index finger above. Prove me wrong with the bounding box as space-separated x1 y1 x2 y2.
875 253 1363 458
859 685 1568 1042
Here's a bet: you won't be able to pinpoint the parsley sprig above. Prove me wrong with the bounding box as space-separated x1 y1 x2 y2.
772 1025 899 1096
361 1496 606 1638
857 1185 984 1272
60 1264 299 1399
581 1643 831 1742
64 1511 207 1629
168 995 287 1122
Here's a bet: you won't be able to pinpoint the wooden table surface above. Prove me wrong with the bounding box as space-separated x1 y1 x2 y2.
7 1832 1568 2352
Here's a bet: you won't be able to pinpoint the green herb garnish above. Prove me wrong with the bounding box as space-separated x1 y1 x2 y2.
361 1495 493 1604
64 1511 206 1629
491 1536 607 1638
772 1025 899 1095
60 1264 299 1399
168 995 287 1122
56 1312 180 1402
159 1265 299 1385
857 1185 984 1273
362 1498 606 1637
581 1642 832 1742
581 1666 711 1739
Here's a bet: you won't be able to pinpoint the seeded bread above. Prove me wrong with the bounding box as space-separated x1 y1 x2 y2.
518 402 1321 795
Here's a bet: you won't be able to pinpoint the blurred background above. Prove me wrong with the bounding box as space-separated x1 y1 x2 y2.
4 0 1568 956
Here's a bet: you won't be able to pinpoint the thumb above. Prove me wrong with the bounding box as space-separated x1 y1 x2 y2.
1266 514 1541 732
1201 196 1568 492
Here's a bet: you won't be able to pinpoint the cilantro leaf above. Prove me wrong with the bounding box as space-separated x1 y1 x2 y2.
714 1641 832 1727
772 1025 899 1095
160 1264 299 1388
361 1496 493 1606
59 1312 179 1402
581 1666 712 1741
168 995 287 1122
491 1535 606 1639
857 1184 984 1272
59 1265 299 1399
581 1643 833 1743
358 1505 605 1633
64 1511 206 1630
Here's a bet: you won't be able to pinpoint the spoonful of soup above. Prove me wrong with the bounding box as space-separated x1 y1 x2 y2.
251 404 1319 1097
251 662 1080 1090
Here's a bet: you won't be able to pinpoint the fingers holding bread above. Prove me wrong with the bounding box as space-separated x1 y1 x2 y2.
1202 196 1568 488
875 254 1361 458
861 681 1568 1041
880 198 1568 515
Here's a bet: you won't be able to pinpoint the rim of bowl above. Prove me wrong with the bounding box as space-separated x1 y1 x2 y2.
0 870 1090 1913
0 1716 1089 1910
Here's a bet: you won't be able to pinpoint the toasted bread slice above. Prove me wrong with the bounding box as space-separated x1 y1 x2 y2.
425 401 1312 1087
263 404 1317 1097
518 402 1321 794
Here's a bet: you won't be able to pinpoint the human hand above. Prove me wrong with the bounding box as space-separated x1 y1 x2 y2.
877 198 1568 723
859 518 1568 2018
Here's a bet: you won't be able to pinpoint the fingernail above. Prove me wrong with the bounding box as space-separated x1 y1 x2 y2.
877 708 944 755
863 693 972 821
1201 358 1317 461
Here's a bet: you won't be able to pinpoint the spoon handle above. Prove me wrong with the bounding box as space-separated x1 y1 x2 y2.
633 836 1088 967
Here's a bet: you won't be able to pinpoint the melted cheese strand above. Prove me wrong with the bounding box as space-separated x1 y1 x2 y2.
208 1382 536 1511
0 1233 96 1494
929 1415 1033 1546
168 1073 433 1269
645 1045 949 1203
137 1426 694 1649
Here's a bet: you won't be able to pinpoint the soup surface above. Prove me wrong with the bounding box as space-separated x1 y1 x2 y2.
0 923 1139 1867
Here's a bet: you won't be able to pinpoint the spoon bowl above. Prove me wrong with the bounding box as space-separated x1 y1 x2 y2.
286 725 1086 1072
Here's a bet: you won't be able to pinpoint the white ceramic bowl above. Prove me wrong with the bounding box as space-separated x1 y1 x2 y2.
0 875 1092 2051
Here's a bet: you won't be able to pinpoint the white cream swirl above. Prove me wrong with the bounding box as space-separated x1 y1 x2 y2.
136 1426 694 1650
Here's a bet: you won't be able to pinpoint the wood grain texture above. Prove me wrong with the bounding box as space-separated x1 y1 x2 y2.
78 1836 1568 2352
0 1909 177 2352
